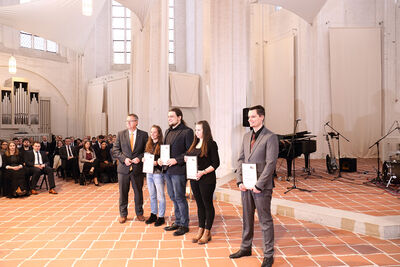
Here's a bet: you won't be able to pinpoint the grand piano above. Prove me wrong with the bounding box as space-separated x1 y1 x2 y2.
278 131 317 177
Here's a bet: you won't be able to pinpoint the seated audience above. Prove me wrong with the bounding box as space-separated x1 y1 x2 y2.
78 141 99 186
25 142 58 195
97 141 116 183
0 152 3 196
60 138 80 183
1 140 8 155
3 142 28 198
19 138 32 160
53 140 64 177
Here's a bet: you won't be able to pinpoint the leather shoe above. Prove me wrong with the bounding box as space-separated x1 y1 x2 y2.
154 217 165 227
49 189 58 194
164 223 179 231
261 256 274 267
118 217 127 224
136 215 145 221
31 189 39 195
173 226 189 236
229 249 252 259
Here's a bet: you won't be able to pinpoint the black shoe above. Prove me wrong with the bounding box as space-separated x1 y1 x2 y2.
154 217 165 227
173 226 189 236
164 223 179 231
229 250 252 259
261 256 274 267
145 213 157 224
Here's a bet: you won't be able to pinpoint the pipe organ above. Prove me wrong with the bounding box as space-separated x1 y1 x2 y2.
0 77 51 133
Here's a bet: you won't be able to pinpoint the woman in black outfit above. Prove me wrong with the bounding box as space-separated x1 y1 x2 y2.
3 142 28 197
97 141 116 182
78 141 99 186
186 120 220 244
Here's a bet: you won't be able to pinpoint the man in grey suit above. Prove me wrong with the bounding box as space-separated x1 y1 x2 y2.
229 105 278 267
113 114 148 224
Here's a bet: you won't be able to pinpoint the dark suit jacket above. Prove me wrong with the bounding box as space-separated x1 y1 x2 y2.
40 142 52 154
164 123 194 175
24 150 50 168
112 128 148 175
59 145 78 160
236 127 279 190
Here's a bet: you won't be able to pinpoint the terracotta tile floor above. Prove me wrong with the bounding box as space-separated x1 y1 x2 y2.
221 158 400 216
0 174 400 267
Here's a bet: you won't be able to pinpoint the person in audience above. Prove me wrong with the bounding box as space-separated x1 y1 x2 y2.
0 152 3 196
91 137 97 147
60 138 80 183
12 138 20 149
17 138 23 149
53 140 64 177
186 121 220 244
113 113 148 223
19 138 32 160
0 140 7 155
3 142 28 198
79 140 99 186
28 137 34 146
161 108 194 236
25 142 58 195
41 135 54 167
143 125 166 227
97 141 116 183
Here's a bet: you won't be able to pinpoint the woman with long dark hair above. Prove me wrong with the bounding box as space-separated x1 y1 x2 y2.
3 142 28 197
186 120 220 244
143 125 166 226
78 141 99 186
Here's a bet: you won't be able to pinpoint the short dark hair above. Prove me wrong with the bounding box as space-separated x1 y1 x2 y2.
98 135 105 139
22 138 30 142
33 141 41 146
12 137 18 141
249 105 265 117
128 113 138 120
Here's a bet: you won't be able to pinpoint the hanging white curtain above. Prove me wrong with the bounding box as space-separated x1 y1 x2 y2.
329 28 382 158
107 77 128 135
0 0 107 52
264 35 295 134
85 82 105 137
169 72 200 108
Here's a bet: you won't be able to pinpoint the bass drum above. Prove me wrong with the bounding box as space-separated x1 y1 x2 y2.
382 161 400 184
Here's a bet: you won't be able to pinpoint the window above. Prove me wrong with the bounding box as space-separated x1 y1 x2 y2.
168 0 175 65
274 6 282 11
112 0 131 64
19 0 58 53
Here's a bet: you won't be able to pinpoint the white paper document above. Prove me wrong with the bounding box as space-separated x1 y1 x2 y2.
160 145 170 165
242 163 257 189
143 153 155 174
186 156 198 180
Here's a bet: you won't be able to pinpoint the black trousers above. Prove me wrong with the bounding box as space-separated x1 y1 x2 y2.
118 171 144 218
29 166 56 189
190 181 216 230
62 158 79 181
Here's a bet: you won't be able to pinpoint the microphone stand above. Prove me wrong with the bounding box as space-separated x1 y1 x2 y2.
365 123 400 184
285 119 313 194
325 122 353 181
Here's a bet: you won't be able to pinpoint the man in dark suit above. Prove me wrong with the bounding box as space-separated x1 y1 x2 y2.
229 105 278 267
59 138 80 183
25 142 58 194
160 108 194 236
113 113 148 224
40 135 54 167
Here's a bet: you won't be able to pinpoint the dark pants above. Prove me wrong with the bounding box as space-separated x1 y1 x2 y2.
118 172 144 218
62 158 79 181
29 166 56 189
190 181 215 230
241 189 274 258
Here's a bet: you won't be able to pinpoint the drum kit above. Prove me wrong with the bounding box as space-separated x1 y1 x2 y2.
382 149 400 187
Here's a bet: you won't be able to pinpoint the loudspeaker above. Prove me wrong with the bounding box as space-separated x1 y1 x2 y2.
339 158 357 172
243 108 250 127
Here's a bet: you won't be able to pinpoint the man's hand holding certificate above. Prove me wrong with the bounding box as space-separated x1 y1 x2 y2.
160 145 170 165
242 163 257 189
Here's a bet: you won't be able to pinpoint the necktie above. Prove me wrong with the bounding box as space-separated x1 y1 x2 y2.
250 132 256 152
36 151 42 165
130 132 134 152
68 146 72 158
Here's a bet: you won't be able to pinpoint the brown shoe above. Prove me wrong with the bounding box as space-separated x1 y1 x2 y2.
49 189 58 194
31 189 39 195
118 217 127 224
198 229 211 245
192 227 205 243
136 215 145 221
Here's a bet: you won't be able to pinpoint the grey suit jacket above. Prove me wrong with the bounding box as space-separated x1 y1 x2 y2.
112 128 148 175
236 127 279 190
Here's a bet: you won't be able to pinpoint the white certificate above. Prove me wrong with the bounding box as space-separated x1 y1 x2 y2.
142 153 154 174
186 156 198 180
160 145 170 165
242 163 257 189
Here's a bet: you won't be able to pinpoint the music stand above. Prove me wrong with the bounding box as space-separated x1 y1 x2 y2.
365 122 400 184
325 122 353 181
285 120 313 194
